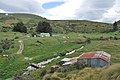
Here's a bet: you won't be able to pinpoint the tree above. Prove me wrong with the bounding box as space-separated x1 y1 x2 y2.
113 21 118 32
13 22 27 33
36 21 52 36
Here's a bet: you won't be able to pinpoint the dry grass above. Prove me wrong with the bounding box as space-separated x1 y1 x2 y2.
48 63 120 80
67 63 120 80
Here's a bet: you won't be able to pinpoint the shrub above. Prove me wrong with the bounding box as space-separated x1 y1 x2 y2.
31 31 37 37
59 52 66 56
13 22 27 33
86 38 91 44
0 46 3 53
14 36 19 39
114 36 118 40
1 28 8 32
0 39 14 52
40 70 47 77
36 40 43 44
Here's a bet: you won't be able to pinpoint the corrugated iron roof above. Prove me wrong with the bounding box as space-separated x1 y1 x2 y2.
68 57 78 62
62 57 78 66
61 58 72 62
78 51 111 62
63 62 73 66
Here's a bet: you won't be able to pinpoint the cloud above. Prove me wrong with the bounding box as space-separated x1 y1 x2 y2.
36 0 66 4
0 9 6 13
102 0 120 22
75 0 115 21
0 0 44 14
0 0 66 16
43 0 84 20
0 0 119 22
42 0 117 22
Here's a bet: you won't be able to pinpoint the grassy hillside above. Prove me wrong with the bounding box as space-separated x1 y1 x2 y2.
0 31 120 80
17 32 120 80
0 32 82 79
0 13 47 28
50 20 113 33
0 13 120 80
0 13 115 33
45 63 120 80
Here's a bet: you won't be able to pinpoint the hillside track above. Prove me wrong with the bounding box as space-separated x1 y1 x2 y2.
15 40 24 54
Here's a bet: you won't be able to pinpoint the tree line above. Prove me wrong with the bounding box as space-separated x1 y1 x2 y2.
13 21 52 34
12 21 119 34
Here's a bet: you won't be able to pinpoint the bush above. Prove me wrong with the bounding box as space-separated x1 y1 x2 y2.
66 62 89 72
14 36 19 39
86 38 91 44
0 39 14 52
31 31 37 37
114 36 118 40
1 28 8 32
36 40 43 44
40 70 47 77
13 22 27 33
0 46 3 53
59 52 66 56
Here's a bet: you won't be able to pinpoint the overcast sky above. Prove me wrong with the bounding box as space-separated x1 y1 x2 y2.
0 0 120 23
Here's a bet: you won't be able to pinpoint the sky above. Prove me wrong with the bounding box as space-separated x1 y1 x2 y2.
0 0 120 23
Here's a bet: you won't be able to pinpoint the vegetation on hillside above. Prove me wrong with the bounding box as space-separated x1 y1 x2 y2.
14 32 120 80
13 22 27 33
0 13 120 80
50 20 114 33
36 21 52 36
0 39 14 53
0 13 47 29
113 21 118 32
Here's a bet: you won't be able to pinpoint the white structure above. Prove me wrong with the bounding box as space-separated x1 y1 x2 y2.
62 57 78 67
40 33 50 37
5 13 8 16
61 58 72 62
27 66 36 71
66 50 76 55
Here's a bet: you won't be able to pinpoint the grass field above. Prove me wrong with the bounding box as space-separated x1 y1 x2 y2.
0 31 120 79
0 32 82 79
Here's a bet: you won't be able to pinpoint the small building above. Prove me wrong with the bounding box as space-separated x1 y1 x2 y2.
59 58 71 65
40 33 50 37
62 57 78 68
77 51 111 67
61 58 72 62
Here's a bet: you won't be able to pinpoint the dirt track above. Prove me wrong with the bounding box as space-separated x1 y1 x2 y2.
15 40 24 54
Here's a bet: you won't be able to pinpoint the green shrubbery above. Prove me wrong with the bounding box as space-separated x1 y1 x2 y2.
13 22 27 33
0 38 14 53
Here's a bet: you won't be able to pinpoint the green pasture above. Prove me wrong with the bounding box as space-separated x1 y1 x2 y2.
0 31 120 79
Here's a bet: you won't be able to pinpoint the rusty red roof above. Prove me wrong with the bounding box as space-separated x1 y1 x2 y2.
78 51 111 62
68 57 77 62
